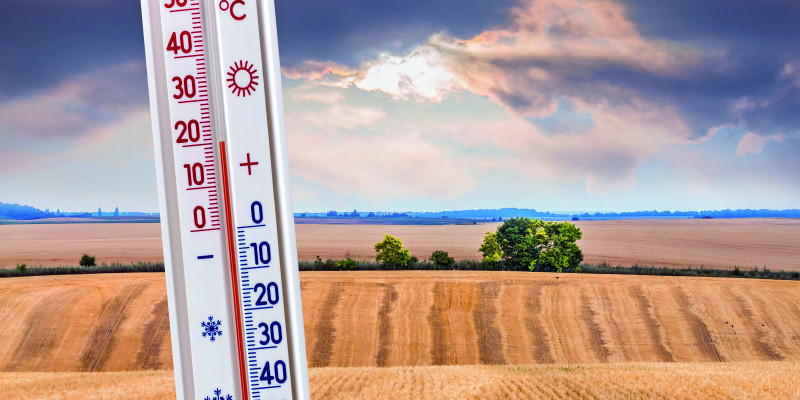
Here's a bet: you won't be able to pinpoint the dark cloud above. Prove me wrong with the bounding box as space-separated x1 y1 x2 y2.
0 0 516 99
274 0 517 65
0 1 144 98
618 0 800 136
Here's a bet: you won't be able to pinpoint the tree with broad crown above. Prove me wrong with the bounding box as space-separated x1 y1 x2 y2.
488 217 583 272
374 235 410 269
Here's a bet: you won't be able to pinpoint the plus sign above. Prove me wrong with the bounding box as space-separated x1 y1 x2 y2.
239 153 259 175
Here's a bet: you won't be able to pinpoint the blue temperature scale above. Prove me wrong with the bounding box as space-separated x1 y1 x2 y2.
140 0 309 399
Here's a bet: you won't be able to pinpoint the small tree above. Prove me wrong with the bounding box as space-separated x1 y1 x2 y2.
16 263 27 273
429 250 455 269
80 253 97 267
478 231 503 266
374 235 410 269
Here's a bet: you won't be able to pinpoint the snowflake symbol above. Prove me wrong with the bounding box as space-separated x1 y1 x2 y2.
204 388 233 400
201 316 222 342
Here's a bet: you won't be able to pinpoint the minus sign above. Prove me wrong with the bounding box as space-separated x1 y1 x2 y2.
197 255 213 260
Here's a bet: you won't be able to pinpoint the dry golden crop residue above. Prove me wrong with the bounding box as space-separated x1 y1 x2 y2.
0 371 175 400
1 272 800 373
308 362 800 400
295 218 800 270
0 274 172 372
0 223 163 267
2 363 799 400
2 218 799 270
300 271 800 367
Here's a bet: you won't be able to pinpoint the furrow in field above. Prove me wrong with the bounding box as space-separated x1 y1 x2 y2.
429 282 449 365
581 292 609 362
309 283 344 367
631 285 674 362
375 284 397 367
669 285 721 361
473 282 505 365
79 283 147 372
135 297 170 370
4 289 79 371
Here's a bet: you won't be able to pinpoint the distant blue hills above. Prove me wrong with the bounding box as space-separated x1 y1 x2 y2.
2 202 798 221
0 202 157 220
298 207 800 221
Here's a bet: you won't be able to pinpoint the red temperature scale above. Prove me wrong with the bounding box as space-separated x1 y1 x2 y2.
140 0 309 399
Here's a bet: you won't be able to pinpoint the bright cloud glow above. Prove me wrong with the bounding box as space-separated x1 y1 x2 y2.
356 47 464 102
283 0 707 196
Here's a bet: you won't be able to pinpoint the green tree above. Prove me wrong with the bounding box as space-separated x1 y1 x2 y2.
80 253 97 267
478 231 503 265
486 218 583 272
374 235 410 269
429 250 455 268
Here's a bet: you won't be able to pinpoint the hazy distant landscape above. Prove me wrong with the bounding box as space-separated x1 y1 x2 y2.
2 218 799 272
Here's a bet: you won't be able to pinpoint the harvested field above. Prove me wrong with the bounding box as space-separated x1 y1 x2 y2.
2 362 799 399
0 274 172 372
2 218 799 270
1 272 800 373
301 271 800 366
0 223 163 268
295 218 800 271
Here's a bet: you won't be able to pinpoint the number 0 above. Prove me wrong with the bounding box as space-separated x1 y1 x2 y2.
193 206 206 229
251 201 263 224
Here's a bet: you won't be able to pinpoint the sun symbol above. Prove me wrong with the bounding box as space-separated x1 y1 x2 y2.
226 60 259 97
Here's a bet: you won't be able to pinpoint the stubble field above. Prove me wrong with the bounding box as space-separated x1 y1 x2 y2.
2 218 800 398
1 218 799 270
2 272 800 373
3 362 800 400
1 272 800 398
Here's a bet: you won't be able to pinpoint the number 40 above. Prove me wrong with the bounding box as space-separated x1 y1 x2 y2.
260 360 287 385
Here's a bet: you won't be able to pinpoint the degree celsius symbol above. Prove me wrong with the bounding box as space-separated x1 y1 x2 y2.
219 0 246 20
140 0 310 399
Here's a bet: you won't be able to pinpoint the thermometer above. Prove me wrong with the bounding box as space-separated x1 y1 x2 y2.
140 0 309 399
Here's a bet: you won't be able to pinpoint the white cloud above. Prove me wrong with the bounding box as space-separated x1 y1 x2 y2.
291 90 345 104
736 133 768 156
735 132 782 157
279 0 708 196
355 47 464 102
296 103 387 131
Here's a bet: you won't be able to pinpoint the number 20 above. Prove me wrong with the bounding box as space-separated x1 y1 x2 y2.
175 120 200 143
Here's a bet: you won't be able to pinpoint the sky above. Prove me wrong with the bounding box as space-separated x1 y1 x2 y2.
0 0 798 213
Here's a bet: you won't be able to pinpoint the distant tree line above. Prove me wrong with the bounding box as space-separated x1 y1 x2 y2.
297 207 800 220
0 202 61 220
305 210 411 218
573 209 800 219
0 202 161 220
